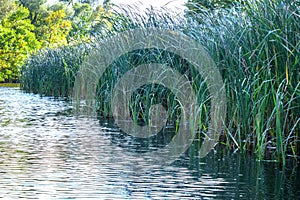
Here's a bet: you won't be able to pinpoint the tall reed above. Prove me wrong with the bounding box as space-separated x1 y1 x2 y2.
21 0 300 163
189 0 300 163
21 43 91 97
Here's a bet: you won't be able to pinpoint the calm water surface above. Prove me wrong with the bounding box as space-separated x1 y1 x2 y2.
0 87 299 199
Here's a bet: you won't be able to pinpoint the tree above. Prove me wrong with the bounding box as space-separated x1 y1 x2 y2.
185 0 240 21
90 4 116 36
40 9 72 47
17 0 47 25
0 0 16 21
66 2 119 42
17 0 72 48
103 0 111 9
67 2 93 41
17 0 51 42
186 0 236 11
0 5 40 82
59 0 102 6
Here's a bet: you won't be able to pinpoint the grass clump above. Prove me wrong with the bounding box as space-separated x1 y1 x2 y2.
21 43 91 97
190 0 300 163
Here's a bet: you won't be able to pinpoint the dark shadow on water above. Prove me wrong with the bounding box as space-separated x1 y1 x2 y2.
97 117 300 199
97 116 178 153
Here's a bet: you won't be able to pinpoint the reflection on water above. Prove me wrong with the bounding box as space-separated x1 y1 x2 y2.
0 87 299 199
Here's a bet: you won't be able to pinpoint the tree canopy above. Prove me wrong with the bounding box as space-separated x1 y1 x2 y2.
0 0 16 21
185 0 240 21
186 0 236 11
0 5 40 82
0 0 120 82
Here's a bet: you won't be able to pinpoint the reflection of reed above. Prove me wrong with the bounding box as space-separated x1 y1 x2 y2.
0 98 299 199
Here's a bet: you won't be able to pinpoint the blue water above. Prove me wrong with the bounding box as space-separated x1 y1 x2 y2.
0 87 299 199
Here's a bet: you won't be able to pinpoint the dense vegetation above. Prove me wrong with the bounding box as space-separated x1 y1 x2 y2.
0 0 116 82
13 0 300 164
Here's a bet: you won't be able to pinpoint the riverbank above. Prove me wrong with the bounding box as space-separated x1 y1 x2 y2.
0 83 20 87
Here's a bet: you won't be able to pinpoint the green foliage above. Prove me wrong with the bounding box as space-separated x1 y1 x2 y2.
0 0 121 81
20 0 300 163
18 0 72 48
17 0 47 24
67 2 94 41
20 1 127 94
187 0 237 10
0 5 40 82
21 43 90 96
185 0 242 22
67 2 122 42
191 0 299 163
0 0 16 21
59 0 104 6
40 9 72 47
90 4 119 36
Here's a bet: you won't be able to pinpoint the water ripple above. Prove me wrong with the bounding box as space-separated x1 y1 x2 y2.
1 87 299 199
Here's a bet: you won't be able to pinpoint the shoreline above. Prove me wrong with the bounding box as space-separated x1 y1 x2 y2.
0 83 21 87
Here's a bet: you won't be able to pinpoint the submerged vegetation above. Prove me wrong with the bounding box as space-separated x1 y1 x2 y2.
20 0 300 164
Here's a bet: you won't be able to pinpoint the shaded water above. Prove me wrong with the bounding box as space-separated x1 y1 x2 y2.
0 87 299 199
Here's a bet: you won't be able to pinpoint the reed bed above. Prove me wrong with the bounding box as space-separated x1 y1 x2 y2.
21 0 300 163
21 43 92 97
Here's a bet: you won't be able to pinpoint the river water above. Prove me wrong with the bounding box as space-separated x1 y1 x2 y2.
0 87 299 199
